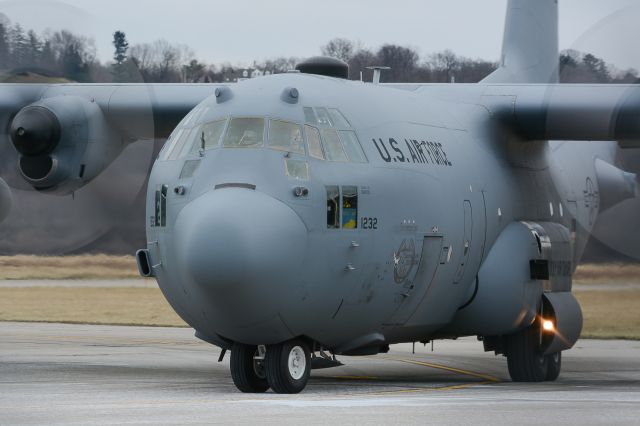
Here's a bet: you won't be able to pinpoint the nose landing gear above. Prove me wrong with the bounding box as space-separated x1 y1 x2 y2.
265 339 311 394
229 339 312 394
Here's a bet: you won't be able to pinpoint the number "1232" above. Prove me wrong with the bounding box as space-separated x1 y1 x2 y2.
361 217 378 230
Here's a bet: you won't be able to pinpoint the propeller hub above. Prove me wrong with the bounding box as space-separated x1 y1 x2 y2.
9 106 61 157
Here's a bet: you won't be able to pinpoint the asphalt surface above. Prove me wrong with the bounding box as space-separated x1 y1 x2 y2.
1 323 640 425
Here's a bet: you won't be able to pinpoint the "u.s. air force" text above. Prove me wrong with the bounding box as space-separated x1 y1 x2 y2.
373 138 452 166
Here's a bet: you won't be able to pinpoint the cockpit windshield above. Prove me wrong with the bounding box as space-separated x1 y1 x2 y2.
191 119 226 153
160 107 368 165
223 118 265 148
268 120 305 155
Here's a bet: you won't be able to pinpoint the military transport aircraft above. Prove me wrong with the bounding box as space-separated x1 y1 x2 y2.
0 0 638 393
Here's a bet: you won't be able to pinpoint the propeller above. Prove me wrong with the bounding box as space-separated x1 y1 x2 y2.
0 177 13 224
553 3 640 262
0 122 159 255
0 55 159 256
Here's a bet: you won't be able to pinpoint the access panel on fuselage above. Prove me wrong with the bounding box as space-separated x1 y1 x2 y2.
385 236 443 325
453 200 473 283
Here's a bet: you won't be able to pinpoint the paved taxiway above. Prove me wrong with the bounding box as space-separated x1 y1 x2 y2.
1 322 640 425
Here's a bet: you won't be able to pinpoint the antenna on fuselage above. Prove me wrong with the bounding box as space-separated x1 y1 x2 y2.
366 66 391 84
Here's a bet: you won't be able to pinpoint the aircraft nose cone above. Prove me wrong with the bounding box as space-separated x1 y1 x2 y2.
174 189 307 304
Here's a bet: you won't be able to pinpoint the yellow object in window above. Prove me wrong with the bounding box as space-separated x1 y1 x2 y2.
343 217 357 229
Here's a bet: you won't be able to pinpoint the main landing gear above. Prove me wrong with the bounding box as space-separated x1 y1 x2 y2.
505 318 562 382
230 339 311 394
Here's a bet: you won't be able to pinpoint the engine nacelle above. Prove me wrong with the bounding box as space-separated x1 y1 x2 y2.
9 96 125 194
442 221 580 341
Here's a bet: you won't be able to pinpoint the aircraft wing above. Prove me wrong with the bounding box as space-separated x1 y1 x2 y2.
478 84 640 147
2 81 639 196
386 83 640 146
0 83 222 142
0 83 224 195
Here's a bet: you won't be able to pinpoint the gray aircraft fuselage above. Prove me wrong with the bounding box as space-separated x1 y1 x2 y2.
146 73 604 348
3 0 635 393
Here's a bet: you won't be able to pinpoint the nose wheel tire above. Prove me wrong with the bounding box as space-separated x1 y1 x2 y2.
506 320 551 382
265 340 311 394
230 343 270 393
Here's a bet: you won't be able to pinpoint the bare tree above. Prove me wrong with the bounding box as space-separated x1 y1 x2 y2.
376 44 418 82
156 40 180 82
183 59 206 82
255 57 299 75
130 39 192 82
428 49 460 82
347 48 377 81
321 38 359 63
0 19 9 69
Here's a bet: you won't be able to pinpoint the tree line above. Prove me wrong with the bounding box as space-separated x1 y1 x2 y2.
0 14 638 85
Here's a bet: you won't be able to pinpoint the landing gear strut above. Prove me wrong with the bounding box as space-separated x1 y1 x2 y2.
265 339 311 394
230 343 270 393
506 319 562 382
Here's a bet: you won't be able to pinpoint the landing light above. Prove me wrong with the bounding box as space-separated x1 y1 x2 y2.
542 320 555 332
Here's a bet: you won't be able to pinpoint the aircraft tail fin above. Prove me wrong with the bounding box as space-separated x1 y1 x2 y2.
482 0 559 84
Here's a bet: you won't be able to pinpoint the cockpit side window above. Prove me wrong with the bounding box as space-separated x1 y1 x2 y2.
305 125 325 160
322 129 348 162
342 186 358 229
268 120 305 155
339 131 368 163
159 128 184 161
223 118 265 148
180 107 201 128
326 186 340 229
304 107 318 125
175 125 202 159
167 129 194 160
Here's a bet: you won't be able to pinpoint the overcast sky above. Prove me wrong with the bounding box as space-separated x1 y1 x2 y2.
1 0 639 69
